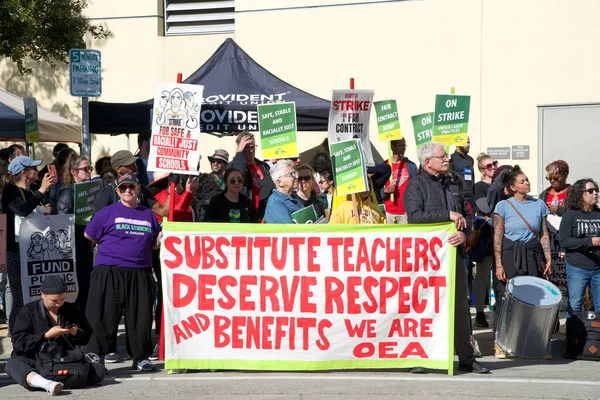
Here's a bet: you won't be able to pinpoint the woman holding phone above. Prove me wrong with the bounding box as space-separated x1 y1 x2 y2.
2 156 56 333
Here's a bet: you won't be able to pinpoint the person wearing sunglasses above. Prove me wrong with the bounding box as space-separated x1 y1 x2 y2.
469 153 498 328
291 164 325 219
56 154 93 311
204 168 257 223
539 160 571 217
84 172 162 372
559 179 600 358
264 160 303 224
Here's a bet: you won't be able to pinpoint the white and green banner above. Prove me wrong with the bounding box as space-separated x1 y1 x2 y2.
374 100 402 141
257 102 298 159
432 94 470 146
161 222 457 374
330 139 368 196
327 89 375 166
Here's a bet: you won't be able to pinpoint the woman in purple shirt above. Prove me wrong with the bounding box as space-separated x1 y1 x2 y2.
84 173 161 372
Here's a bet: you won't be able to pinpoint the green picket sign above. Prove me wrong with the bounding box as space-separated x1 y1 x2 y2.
432 94 470 146
330 139 368 196
257 102 298 159
74 180 103 225
291 205 318 224
411 112 434 148
374 100 402 141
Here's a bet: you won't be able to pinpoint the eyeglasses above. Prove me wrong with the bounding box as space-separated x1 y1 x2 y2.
430 154 449 160
585 188 599 194
482 161 498 171
546 174 562 182
281 172 297 180
297 175 312 182
118 184 136 192
229 177 243 184
211 160 225 165
76 167 92 173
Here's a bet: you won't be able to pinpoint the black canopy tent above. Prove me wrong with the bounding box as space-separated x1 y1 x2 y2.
89 39 330 134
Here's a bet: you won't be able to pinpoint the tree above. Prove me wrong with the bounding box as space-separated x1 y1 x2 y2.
0 0 109 74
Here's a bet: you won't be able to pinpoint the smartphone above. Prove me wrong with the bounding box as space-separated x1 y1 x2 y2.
47 164 57 179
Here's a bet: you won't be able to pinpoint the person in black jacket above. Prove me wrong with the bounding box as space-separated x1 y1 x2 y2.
6 276 104 395
3 156 56 334
57 154 94 312
449 136 475 202
404 142 489 374
228 132 270 219
203 168 257 223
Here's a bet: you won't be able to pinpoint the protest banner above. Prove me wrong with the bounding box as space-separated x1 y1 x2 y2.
432 94 470 146
19 215 78 304
74 180 103 225
412 112 433 149
291 205 318 224
258 102 298 159
23 97 39 143
0 214 6 274
328 90 375 166
330 139 368 197
161 222 457 374
374 100 402 141
149 83 204 175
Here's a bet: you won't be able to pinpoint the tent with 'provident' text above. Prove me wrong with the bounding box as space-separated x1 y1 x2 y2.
89 39 330 134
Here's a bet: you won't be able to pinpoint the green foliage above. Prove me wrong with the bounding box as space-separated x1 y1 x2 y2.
0 0 109 74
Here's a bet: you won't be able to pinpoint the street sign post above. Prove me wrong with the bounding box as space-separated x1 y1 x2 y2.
69 49 102 159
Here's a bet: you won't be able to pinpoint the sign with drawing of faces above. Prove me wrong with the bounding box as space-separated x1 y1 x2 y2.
149 83 204 175
18 215 78 304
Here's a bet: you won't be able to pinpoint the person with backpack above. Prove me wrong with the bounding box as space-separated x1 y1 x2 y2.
383 138 417 224
6 276 105 395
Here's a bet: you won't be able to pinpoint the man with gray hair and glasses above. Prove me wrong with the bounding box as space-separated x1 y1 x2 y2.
403 142 490 374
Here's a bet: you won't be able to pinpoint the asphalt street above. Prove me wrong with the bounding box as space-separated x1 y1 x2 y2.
0 321 599 399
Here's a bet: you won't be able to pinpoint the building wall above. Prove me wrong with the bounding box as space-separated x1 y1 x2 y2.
2 0 599 191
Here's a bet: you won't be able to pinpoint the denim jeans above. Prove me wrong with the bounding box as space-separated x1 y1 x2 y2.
566 263 600 316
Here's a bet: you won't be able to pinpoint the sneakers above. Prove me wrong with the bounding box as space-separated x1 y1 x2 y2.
470 335 482 358
105 352 122 363
149 344 159 361
541 353 552 360
133 358 157 372
46 381 63 396
475 312 489 328
494 343 507 359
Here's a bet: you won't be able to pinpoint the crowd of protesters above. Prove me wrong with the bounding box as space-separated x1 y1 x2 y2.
0 130 599 394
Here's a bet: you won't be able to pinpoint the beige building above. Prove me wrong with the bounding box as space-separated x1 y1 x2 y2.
1 0 599 192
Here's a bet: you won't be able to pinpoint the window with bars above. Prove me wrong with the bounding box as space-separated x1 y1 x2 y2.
164 0 235 35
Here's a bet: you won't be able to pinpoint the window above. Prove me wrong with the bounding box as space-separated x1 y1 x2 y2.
164 0 235 35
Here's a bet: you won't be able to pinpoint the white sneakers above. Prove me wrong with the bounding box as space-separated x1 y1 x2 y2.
46 381 63 396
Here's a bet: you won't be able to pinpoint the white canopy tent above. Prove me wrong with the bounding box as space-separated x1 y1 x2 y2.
0 88 81 143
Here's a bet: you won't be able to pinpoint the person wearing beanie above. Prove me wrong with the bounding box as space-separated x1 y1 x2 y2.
5 276 104 395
